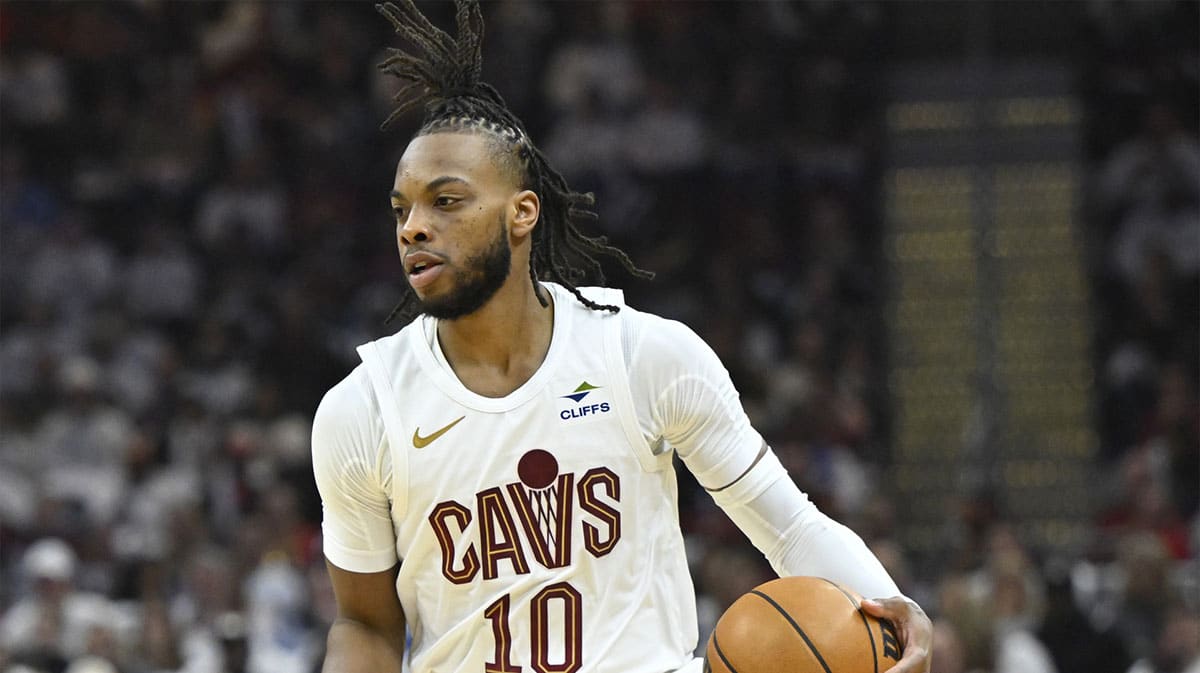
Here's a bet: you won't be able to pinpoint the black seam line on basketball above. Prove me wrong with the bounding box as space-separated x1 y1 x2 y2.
817 578 880 673
750 590 833 673
712 633 740 673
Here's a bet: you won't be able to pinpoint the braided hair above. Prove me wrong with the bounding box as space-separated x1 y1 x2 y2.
376 0 653 325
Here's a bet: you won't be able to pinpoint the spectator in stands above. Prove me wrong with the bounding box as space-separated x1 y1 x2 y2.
1 539 113 671
1126 604 1200 673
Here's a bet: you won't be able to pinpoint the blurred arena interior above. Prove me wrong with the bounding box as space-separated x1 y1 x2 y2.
0 2 1196 673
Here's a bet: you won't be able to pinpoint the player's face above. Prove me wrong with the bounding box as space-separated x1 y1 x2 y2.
391 132 521 319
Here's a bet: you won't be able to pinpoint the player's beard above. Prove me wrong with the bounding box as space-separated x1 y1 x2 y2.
417 213 512 320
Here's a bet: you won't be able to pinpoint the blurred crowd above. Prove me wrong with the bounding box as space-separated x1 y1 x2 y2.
0 2 1195 673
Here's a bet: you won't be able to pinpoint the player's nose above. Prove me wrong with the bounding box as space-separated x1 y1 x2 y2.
398 208 432 246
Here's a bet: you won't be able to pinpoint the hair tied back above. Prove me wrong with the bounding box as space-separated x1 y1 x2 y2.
375 0 486 128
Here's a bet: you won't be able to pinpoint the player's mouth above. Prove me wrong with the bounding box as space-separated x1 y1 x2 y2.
404 251 446 290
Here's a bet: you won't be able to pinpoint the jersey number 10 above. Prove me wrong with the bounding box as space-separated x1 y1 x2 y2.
484 581 582 673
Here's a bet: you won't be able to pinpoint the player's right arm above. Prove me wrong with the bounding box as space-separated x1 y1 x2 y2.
312 367 406 672
324 562 405 673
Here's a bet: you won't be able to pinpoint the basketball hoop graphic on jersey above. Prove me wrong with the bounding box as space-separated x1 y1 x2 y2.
508 449 574 569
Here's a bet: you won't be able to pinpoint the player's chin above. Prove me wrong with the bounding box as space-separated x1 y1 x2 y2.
407 274 449 300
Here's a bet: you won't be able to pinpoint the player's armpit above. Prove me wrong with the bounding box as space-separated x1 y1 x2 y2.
323 560 406 673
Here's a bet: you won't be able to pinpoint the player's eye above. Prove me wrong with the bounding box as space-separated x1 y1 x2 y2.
434 195 457 207
391 205 406 220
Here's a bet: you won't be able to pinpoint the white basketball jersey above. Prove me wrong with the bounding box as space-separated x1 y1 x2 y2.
355 284 699 673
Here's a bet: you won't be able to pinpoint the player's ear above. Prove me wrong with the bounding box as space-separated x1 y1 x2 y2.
510 189 539 239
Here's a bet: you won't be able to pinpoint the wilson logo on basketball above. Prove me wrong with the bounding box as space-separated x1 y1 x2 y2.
558 381 611 420
427 449 622 584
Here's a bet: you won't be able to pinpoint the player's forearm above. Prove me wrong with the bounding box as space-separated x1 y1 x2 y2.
707 448 900 598
767 510 900 599
322 618 404 673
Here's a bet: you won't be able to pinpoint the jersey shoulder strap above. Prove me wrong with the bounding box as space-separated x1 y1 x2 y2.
577 286 672 473
356 333 411 519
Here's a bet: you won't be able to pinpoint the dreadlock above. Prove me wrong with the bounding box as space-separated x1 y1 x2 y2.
376 0 653 325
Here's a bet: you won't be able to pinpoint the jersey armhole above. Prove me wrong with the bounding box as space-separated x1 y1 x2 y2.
601 299 672 473
356 341 409 519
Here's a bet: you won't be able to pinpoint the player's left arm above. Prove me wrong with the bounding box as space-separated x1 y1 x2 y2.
705 449 936 673
632 316 931 671
705 442 930 673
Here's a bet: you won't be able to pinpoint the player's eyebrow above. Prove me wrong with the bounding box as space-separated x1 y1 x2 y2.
391 176 470 201
426 175 469 191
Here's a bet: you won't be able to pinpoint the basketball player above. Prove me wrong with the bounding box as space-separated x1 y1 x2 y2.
311 3 932 672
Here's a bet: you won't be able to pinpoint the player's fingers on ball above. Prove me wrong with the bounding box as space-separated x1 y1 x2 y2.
861 596 909 618
884 649 932 673
880 625 931 673
863 597 932 671
896 603 932 638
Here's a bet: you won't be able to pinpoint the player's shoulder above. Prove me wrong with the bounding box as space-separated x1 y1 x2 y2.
317 364 374 414
558 283 683 329
548 283 718 369
313 364 379 446
620 300 693 333
553 283 626 316
360 320 418 360
616 300 715 370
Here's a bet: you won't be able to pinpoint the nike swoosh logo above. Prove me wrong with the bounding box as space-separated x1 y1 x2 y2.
412 415 466 448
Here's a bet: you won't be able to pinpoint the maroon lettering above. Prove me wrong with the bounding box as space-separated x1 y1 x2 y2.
478 487 531 580
531 582 583 673
428 500 479 584
507 474 575 570
577 468 621 557
484 594 523 672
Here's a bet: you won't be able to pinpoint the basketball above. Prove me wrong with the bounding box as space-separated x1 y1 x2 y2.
705 576 902 673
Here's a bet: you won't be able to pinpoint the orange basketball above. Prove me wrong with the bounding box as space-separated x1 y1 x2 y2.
705 576 902 673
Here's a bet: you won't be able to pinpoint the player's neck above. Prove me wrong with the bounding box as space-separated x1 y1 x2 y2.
434 278 554 398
